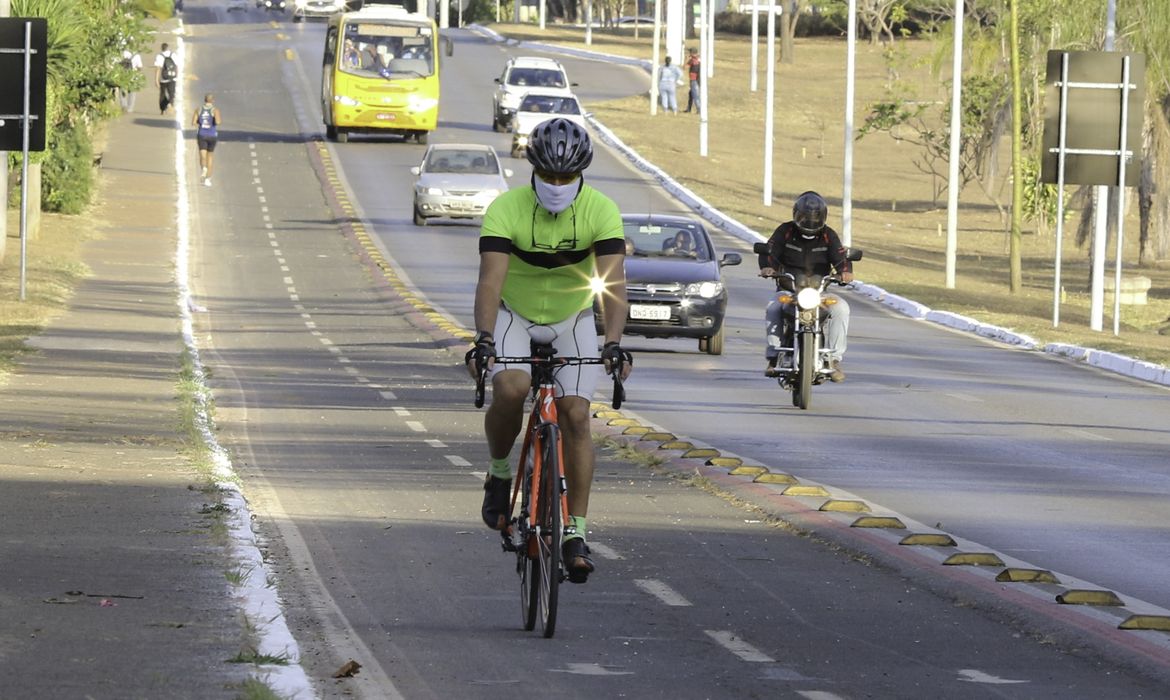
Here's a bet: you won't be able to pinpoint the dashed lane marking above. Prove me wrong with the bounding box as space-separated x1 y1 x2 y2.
957 669 1028 685
406 421 426 432
634 579 692 607
704 630 774 663
587 542 622 560
425 439 447 448
1061 427 1112 441
378 390 398 401
446 455 472 467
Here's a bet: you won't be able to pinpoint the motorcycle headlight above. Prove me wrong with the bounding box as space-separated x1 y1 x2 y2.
796 287 822 311
685 281 723 299
335 95 360 107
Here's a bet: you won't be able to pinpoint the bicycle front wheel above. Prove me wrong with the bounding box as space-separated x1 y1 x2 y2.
535 423 563 638
519 447 538 631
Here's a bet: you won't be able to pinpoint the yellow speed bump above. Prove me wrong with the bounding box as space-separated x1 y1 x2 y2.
682 448 720 459
709 457 744 468
754 472 797 485
1056 589 1124 606
899 533 957 547
851 516 906 529
995 568 1060 584
942 552 1004 567
728 465 766 477
623 426 652 436
640 432 676 441
659 441 694 451
782 484 830 498
593 409 621 419
819 499 871 513
1119 615 1170 632
607 418 640 427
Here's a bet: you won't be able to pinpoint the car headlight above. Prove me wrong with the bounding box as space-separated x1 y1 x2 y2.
516 134 529 145
686 281 723 299
408 95 438 112
796 287 822 310
420 186 443 196
335 95 360 107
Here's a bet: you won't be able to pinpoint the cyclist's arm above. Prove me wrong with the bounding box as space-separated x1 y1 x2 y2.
473 247 510 337
594 246 628 346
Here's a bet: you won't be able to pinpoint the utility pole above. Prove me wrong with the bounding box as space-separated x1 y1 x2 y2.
0 0 10 262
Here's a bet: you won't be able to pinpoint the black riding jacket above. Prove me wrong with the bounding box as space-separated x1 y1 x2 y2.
758 222 851 290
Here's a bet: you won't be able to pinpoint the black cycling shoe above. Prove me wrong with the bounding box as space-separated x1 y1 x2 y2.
481 475 511 530
562 537 594 584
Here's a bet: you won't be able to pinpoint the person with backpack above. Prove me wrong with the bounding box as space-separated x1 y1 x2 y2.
117 47 143 113
191 94 221 187
154 43 179 115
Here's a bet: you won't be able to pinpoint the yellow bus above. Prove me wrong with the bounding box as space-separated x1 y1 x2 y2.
322 5 440 143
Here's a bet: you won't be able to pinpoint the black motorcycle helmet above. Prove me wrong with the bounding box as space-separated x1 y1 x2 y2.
526 117 594 176
792 191 828 235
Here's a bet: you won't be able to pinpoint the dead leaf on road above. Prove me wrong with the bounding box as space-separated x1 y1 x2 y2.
333 660 362 678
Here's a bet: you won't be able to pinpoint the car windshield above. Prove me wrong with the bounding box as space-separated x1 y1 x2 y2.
507 68 566 89
340 22 434 79
622 221 712 262
518 95 580 115
425 149 499 175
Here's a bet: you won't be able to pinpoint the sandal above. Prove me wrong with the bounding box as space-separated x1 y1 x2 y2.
481 475 511 530
562 537 594 584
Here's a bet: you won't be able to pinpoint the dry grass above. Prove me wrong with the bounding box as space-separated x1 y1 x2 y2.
489 22 1170 366
0 208 91 378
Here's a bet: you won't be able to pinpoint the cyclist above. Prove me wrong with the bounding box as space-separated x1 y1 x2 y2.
758 191 854 381
466 117 632 584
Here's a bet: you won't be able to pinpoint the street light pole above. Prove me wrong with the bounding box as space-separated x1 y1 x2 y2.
763 0 776 205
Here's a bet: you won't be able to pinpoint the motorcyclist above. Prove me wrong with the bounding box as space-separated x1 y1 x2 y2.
758 191 854 382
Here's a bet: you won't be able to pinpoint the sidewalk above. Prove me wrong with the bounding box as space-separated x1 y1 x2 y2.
0 109 250 696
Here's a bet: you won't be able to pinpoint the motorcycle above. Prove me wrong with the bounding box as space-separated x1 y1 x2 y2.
753 242 863 410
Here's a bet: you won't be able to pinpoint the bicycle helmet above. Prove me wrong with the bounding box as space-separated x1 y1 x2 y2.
526 117 593 175
792 191 828 235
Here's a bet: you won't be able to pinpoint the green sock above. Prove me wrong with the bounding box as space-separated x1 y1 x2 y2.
564 515 587 540
489 456 511 480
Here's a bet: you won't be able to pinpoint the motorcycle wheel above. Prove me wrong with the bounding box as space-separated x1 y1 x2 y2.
796 336 815 410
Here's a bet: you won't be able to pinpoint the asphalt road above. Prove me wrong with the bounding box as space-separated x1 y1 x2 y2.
181 3 1170 698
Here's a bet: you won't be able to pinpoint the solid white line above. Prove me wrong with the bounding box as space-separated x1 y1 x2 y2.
406 421 426 433
446 455 472 467
634 579 692 607
797 692 847 700
704 630 774 663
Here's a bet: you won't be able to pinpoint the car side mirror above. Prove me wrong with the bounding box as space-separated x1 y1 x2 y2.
571 82 579 86
503 168 514 178
752 242 768 255
720 252 742 267
410 166 420 175
847 248 863 261
494 77 501 83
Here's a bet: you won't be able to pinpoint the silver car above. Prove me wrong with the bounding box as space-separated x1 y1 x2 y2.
411 144 512 226
292 0 347 22
510 92 587 159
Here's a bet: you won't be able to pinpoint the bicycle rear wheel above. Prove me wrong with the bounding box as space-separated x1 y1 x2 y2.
535 423 562 638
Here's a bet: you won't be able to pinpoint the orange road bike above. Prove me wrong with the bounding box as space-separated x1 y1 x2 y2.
474 341 624 638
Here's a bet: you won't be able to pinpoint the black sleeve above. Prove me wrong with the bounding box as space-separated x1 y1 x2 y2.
593 237 626 256
479 236 512 254
758 224 786 269
824 227 852 274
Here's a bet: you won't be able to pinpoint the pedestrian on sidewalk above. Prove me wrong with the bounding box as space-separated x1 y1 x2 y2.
192 94 221 187
155 43 178 115
117 47 143 113
657 56 683 114
684 47 701 114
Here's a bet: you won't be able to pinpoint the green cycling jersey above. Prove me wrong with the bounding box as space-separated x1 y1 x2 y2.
480 183 624 325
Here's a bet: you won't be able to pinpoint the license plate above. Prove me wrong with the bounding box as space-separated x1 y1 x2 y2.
376 113 396 121
629 304 670 321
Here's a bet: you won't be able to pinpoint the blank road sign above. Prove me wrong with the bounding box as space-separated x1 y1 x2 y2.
0 17 48 152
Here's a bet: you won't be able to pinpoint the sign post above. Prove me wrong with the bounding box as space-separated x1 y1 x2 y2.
0 17 48 301
1040 50 1144 333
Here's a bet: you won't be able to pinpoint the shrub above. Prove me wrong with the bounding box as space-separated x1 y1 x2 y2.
41 121 93 215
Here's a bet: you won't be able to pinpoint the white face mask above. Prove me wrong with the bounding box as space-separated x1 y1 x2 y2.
533 177 579 214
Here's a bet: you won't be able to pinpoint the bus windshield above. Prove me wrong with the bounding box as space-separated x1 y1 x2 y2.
338 21 434 79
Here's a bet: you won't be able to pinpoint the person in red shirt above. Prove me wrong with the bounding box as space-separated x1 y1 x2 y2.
683 47 701 113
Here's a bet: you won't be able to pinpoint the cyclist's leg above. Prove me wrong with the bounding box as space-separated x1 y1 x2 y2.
481 306 533 529
549 309 601 579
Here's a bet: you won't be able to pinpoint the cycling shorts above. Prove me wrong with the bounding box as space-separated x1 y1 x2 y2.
197 136 217 152
491 303 601 400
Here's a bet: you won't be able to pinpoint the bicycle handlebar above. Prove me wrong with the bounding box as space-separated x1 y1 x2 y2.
473 356 625 410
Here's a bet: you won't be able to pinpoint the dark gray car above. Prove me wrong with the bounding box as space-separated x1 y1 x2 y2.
598 213 742 355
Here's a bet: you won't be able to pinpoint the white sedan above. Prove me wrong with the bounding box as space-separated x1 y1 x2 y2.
510 92 588 159
411 144 512 226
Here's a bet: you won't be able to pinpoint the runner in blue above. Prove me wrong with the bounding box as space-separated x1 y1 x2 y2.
191 94 221 187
